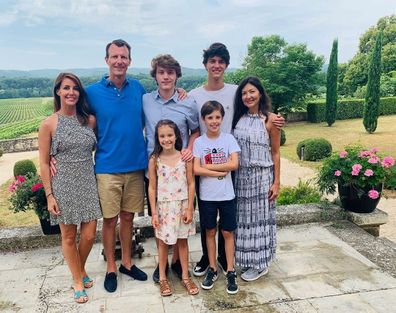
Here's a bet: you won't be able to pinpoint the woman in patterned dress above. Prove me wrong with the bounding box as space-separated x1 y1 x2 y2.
38 73 102 303
231 76 281 282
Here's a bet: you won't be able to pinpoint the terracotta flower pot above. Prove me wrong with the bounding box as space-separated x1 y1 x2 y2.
338 183 382 213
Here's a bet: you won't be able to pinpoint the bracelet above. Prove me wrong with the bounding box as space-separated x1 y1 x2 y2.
46 193 53 198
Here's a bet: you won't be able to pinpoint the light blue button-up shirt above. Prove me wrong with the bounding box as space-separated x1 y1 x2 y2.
143 90 199 158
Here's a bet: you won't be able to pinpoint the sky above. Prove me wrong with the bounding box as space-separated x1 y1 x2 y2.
0 0 394 70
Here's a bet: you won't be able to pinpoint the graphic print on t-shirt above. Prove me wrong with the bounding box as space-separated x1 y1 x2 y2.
204 147 227 165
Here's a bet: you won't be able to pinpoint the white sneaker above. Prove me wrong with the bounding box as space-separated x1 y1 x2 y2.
241 268 268 282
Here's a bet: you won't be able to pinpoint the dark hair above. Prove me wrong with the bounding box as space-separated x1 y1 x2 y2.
105 39 131 59
203 42 230 65
151 119 183 158
150 54 182 79
200 101 225 119
53 73 90 125
232 76 271 130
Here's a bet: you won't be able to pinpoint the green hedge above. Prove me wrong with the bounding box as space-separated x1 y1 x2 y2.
296 138 332 161
307 97 396 123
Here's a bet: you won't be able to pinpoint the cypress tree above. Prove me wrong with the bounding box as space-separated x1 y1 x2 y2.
363 31 382 133
325 39 338 126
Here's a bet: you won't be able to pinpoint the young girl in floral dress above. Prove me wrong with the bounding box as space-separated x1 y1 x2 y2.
148 119 199 296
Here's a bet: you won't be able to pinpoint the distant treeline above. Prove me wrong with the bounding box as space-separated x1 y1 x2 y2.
0 74 206 99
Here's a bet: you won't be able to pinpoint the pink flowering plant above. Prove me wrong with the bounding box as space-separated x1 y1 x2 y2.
317 145 395 199
9 173 49 220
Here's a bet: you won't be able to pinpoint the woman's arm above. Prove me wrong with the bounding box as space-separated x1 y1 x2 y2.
148 157 159 228
267 115 281 201
202 152 239 172
193 157 228 177
38 116 60 216
184 160 195 224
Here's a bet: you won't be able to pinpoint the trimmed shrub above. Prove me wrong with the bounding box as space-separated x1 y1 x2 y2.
296 138 332 161
13 159 37 177
306 96 396 123
364 31 382 133
280 129 286 146
385 166 396 190
325 39 338 126
277 180 321 205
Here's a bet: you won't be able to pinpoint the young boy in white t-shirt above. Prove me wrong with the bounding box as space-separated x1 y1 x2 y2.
193 100 240 295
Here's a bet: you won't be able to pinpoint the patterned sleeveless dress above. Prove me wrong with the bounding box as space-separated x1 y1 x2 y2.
50 114 102 225
233 113 277 270
155 157 195 245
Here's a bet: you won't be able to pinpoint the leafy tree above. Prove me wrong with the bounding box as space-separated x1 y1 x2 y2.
325 39 338 126
363 32 383 133
237 35 324 114
340 15 396 96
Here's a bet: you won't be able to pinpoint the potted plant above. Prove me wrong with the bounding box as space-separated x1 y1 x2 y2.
9 173 60 235
317 145 395 213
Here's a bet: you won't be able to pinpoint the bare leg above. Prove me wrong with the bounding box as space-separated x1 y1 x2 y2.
171 241 179 264
177 239 189 279
206 228 217 270
102 216 118 273
221 230 235 272
120 211 134 268
158 240 169 281
60 224 87 302
78 220 97 277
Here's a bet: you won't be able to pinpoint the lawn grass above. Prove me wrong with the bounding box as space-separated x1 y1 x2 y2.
281 115 396 169
0 180 38 227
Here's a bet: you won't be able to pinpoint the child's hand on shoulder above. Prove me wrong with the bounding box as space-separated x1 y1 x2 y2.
151 214 159 229
183 209 193 224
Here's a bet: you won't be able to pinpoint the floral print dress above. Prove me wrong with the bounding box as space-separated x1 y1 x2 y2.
155 157 195 245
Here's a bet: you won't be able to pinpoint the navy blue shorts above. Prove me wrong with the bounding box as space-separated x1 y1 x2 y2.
199 198 237 232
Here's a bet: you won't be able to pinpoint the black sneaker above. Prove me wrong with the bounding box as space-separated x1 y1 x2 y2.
201 267 218 290
171 259 190 279
119 264 148 281
152 261 169 283
217 255 227 275
226 270 238 295
193 256 209 277
104 272 117 293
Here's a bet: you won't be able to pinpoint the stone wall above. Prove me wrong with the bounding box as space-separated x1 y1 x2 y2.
0 137 38 153
286 112 307 122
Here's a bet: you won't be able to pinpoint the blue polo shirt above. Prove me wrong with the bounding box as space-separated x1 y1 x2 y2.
142 90 199 158
86 76 148 174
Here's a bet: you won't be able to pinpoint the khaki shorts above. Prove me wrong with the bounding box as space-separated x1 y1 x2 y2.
96 171 144 218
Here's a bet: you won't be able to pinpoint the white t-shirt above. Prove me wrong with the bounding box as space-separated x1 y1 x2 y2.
193 132 240 201
190 83 238 134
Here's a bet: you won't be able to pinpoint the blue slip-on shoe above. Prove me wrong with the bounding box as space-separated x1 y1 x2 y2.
119 264 148 281
104 272 117 292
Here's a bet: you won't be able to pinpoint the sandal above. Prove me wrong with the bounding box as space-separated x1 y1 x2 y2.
73 288 88 304
159 279 172 297
181 277 199 295
83 275 94 289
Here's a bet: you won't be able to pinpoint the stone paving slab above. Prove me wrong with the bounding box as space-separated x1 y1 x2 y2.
1 223 396 312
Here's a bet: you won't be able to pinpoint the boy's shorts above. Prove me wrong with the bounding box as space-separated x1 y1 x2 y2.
199 198 237 232
96 170 144 218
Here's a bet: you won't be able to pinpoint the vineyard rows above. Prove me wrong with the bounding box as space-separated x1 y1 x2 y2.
0 97 52 139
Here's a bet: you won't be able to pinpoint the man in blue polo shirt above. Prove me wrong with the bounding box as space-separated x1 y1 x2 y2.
143 54 200 283
86 39 148 293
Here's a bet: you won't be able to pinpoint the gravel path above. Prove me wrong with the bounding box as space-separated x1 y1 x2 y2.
1 152 395 241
